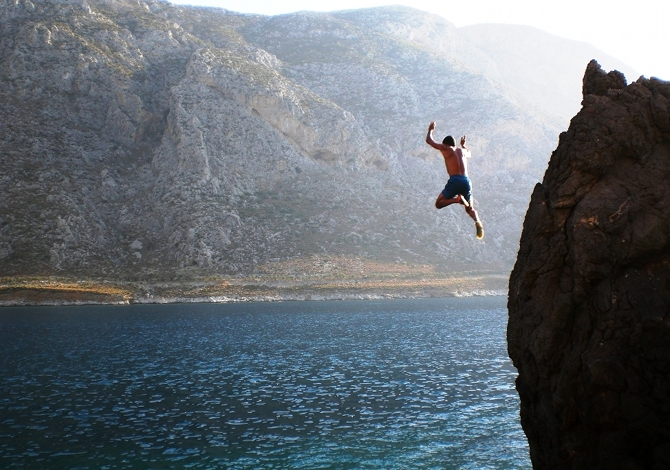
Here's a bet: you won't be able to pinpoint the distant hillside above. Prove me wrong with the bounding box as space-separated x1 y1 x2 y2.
0 0 635 288
459 24 638 120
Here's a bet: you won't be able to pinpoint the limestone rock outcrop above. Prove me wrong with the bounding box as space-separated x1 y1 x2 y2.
0 0 629 281
0 0 565 279
508 60 670 468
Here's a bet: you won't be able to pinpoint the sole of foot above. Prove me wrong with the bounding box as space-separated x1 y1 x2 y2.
476 222 484 239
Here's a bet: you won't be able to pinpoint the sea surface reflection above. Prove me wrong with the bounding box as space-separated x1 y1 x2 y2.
0 297 529 469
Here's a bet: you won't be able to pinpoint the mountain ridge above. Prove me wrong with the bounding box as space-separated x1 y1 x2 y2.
0 0 638 298
460 23 638 120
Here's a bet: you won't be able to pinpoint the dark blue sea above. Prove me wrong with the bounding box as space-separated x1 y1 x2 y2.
0 297 530 469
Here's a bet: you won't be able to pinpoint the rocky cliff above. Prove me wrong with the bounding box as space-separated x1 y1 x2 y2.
508 61 670 468
0 0 627 286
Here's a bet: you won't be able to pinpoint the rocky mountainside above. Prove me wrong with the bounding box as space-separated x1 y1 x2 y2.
508 61 670 468
0 0 634 286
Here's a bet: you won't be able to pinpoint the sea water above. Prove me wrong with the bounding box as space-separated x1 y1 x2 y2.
0 297 530 469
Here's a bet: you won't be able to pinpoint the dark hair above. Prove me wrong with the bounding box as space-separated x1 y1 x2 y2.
442 135 455 146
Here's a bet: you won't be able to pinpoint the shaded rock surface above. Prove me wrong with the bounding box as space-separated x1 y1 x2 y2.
508 60 670 469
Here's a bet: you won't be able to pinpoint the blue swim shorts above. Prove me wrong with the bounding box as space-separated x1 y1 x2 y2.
441 175 472 204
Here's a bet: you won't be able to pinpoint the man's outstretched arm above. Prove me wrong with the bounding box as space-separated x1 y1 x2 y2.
460 135 471 158
426 121 447 150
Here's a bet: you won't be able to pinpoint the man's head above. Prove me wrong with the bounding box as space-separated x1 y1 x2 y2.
442 135 456 146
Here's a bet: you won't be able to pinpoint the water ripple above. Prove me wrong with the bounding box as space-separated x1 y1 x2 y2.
0 297 529 469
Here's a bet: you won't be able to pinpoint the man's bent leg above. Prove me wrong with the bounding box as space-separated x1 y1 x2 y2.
435 193 460 209
464 205 480 222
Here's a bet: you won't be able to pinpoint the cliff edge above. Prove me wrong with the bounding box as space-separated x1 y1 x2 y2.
508 60 670 469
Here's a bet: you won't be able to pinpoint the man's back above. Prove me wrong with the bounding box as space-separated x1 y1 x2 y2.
440 146 469 177
425 122 470 176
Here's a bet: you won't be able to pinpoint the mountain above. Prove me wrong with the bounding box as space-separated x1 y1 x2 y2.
459 24 638 120
0 0 638 297
508 61 670 468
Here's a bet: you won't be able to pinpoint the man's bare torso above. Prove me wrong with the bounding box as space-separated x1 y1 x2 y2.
425 122 470 177
440 146 469 177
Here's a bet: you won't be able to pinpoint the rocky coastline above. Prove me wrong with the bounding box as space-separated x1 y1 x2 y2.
0 273 508 307
508 61 670 468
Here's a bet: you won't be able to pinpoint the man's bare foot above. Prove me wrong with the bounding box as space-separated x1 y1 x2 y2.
457 195 470 208
475 221 484 240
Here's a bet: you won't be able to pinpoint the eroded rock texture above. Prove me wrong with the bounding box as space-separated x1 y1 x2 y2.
1 0 567 279
508 60 670 469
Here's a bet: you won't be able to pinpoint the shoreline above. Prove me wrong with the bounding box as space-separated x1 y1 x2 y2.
0 289 508 307
0 275 509 307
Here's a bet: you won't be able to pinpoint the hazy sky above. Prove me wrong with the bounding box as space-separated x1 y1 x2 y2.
169 0 670 82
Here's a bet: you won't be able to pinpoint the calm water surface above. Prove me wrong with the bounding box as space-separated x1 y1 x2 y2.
0 297 529 469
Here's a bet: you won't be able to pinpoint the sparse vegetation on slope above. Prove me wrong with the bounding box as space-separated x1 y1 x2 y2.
1 0 608 302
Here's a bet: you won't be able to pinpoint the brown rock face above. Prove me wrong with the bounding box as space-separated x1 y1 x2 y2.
508 60 670 469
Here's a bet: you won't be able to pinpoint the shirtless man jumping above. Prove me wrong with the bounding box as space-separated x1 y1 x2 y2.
426 121 484 239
